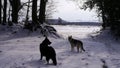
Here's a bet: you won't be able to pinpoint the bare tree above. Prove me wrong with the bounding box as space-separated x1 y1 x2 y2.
3 0 7 25
9 0 21 24
46 0 57 19
32 0 38 25
39 0 48 24
25 0 31 24
0 0 2 24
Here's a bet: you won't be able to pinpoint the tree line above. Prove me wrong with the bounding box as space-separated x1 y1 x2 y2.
0 0 55 31
83 0 120 37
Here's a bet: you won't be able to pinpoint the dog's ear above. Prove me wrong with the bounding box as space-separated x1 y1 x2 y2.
68 35 71 37
45 36 47 39
45 37 52 44
69 35 72 38
68 35 72 38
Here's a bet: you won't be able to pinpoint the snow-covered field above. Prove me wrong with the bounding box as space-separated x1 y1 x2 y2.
0 25 120 68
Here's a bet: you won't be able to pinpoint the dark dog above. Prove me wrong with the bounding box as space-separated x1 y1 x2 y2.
39 37 57 65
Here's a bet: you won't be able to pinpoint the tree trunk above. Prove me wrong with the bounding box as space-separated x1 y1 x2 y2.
39 0 48 24
25 0 31 24
0 0 1 24
32 0 38 25
3 0 7 25
9 0 21 24
100 1 107 29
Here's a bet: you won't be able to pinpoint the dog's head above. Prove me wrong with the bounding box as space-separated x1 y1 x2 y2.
42 37 52 45
68 35 72 40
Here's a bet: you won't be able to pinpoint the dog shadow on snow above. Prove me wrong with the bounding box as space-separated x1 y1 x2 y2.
25 59 55 68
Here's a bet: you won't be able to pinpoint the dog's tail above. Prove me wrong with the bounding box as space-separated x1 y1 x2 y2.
82 46 85 52
52 56 57 65
82 48 85 52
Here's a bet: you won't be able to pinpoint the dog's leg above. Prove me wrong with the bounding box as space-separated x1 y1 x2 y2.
77 46 79 53
71 46 73 52
46 57 50 64
52 57 57 65
40 54 43 60
71 44 74 52
80 48 83 53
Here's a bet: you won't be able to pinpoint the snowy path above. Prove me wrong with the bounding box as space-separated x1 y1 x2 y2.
93 30 120 68
0 25 120 68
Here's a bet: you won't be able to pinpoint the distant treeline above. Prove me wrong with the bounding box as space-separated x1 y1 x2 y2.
48 22 101 26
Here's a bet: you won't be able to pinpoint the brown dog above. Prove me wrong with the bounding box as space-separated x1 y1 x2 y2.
68 36 85 52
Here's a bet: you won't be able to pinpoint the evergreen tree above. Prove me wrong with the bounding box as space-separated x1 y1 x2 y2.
81 0 120 36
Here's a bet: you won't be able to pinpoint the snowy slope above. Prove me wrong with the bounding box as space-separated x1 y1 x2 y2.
0 25 120 68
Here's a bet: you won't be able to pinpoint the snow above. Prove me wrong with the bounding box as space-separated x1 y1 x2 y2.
0 25 120 68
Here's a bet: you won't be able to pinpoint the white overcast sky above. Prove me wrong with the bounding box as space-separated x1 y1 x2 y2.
21 0 100 22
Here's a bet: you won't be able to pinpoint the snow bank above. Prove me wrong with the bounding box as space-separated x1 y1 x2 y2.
0 25 120 68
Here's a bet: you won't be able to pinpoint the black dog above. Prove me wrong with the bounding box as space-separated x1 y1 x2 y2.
39 37 57 65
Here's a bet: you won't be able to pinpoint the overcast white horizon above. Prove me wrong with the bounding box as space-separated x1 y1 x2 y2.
21 0 100 22
52 0 100 22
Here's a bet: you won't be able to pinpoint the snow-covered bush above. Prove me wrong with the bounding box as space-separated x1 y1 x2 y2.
39 23 60 38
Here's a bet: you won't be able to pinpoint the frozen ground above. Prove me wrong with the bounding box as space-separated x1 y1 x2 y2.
0 25 120 68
